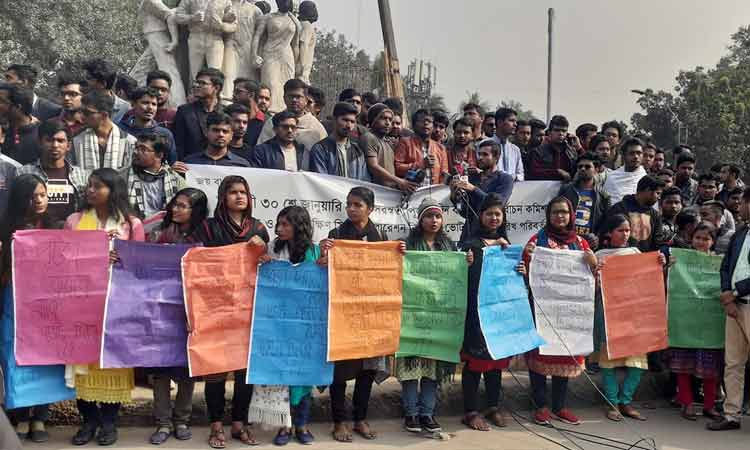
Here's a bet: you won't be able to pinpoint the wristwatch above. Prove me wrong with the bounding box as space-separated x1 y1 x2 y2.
733 289 740 298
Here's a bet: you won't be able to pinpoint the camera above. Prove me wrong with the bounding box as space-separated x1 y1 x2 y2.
405 169 426 184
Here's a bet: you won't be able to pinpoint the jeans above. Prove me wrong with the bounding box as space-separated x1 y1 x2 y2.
330 370 375 423
7 405 50 424
76 400 120 426
401 378 438 417
529 371 569 412
204 370 252 424
292 395 312 428
601 367 644 406
152 375 195 428
462 366 502 413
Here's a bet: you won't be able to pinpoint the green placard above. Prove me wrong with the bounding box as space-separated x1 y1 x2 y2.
667 248 725 349
397 251 468 363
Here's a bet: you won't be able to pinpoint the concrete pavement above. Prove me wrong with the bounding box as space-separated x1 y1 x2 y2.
27 407 750 450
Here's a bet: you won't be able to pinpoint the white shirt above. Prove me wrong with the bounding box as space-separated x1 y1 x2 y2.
489 135 525 181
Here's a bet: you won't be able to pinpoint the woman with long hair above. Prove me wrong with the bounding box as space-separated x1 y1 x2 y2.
522 196 597 427
252 205 325 446
459 194 524 431
64 168 144 446
146 188 208 445
398 198 473 434
0 175 54 443
194 176 269 449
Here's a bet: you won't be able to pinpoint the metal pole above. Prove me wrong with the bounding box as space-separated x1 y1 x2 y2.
377 0 408 124
546 8 554 124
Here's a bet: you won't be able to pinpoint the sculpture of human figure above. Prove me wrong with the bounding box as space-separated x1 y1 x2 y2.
175 0 238 80
221 0 264 100
251 0 300 114
131 0 188 106
296 1 317 85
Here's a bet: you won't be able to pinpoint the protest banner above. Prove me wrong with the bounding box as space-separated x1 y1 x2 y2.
101 240 195 368
248 260 333 385
328 240 403 361
667 248 724 349
186 166 559 245
601 252 668 359
182 242 264 377
12 229 110 365
397 251 467 363
0 287 74 409
479 246 545 359
529 247 595 356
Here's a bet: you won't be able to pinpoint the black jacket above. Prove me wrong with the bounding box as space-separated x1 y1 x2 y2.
608 194 664 252
174 101 223 160
33 96 62 121
720 226 750 293
558 182 611 235
250 137 305 170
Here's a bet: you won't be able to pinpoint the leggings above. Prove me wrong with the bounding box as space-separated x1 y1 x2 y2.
462 366 502 413
677 373 717 410
601 367 644 406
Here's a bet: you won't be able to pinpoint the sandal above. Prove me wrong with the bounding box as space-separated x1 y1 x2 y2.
331 422 352 442
149 426 171 445
703 409 722 421
681 405 697 421
606 408 623 422
619 404 646 421
461 413 490 431
231 426 259 446
353 421 377 440
485 408 507 427
209 425 226 449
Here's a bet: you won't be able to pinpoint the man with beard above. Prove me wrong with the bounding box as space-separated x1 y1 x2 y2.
231 78 265 148
431 111 450 145
118 87 177 164
607 175 666 252
394 109 448 186
658 186 683 243
527 115 578 181
310 102 370 181
250 110 305 171
481 114 496 142
450 140 513 241
602 137 648 204
446 118 478 177
224 103 253 161
558 152 610 236
462 103 485 142
674 153 698 204
54 73 85 137
643 142 657 173
183 112 250 167
719 164 744 205
364 103 416 191
575 123 597 152
653 148 667 173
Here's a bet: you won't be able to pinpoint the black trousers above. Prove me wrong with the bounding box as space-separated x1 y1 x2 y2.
77 400 120 426
204 370 252 424
462 366 502 413
529 371 569 412
330 370 375 423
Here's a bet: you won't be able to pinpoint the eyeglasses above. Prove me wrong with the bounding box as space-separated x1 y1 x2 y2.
173 203 192 211
193 79 211 86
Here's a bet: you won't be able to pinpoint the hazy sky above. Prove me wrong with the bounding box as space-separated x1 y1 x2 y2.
312 0 750 127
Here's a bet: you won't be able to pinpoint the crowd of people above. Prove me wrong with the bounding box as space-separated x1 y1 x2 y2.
1 57 750 448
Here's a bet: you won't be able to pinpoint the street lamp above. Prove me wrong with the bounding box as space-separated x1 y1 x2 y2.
630 89 688 145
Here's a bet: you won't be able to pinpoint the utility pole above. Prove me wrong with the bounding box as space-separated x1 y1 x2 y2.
546 8 554 124
378 0 407 119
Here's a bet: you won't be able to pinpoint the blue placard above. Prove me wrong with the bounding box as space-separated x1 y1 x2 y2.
247 261 333 386
478 245 545 359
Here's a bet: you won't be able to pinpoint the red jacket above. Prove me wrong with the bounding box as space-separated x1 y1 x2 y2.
394 136 449 184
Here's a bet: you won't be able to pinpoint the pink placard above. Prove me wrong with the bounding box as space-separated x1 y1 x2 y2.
12 229 110 365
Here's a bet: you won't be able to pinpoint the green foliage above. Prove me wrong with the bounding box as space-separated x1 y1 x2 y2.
631 25 750 171
0 0 143 95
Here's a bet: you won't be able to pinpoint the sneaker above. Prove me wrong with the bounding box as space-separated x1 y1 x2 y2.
29 420 50 443
534 407 551 426
273 429 291 446
71 423 98 446
419 416 442 433
15 421 29 440
553 408 581 425
707 418 741 431
295 428 315 445
404 416 421 433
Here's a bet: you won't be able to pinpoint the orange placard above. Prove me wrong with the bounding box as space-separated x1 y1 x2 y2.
600 252 668 360
327 240 403 361
181 242 265 377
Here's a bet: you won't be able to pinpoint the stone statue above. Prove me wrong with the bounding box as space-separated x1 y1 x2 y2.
296 1 317 85
175 0 238 80
221 0 264 100
130 0 187 105
251 0 300 113
255 0 271 14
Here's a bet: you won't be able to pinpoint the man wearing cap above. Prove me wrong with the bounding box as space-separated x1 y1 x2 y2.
364 103 417 192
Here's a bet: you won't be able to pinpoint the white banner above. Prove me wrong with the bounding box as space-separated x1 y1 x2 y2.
186 166 560 244
529 247 595 356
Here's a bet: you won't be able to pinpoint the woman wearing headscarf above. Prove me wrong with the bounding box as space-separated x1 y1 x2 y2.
522 196 597 427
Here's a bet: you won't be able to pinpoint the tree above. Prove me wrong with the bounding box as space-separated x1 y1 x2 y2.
0 0 143 94
458 91 493 116
631 25 750 171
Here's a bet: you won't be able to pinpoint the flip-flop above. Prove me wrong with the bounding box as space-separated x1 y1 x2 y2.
352 424 377 440
231 427 259 446
461 414 490 431
331 424 352 443
209 428 226 449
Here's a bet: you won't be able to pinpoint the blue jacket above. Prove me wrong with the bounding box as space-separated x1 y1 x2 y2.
118 116 178 164
251 137 305 171
453 170 514 242
309 136 371 182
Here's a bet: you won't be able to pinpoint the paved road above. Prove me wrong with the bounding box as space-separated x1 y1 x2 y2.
27 406 750 450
